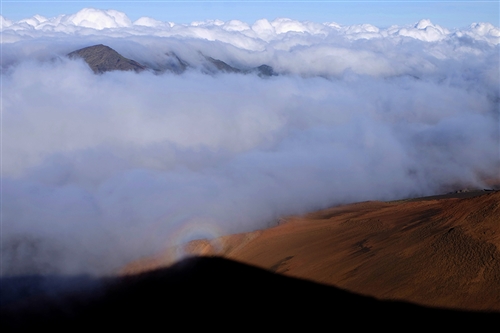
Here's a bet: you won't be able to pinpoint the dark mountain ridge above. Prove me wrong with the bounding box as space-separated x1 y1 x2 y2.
67 44 276 77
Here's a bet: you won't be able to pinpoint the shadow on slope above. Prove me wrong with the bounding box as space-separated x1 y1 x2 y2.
1 256 498 330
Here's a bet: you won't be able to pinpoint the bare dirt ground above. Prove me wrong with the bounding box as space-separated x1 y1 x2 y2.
122 190 500 312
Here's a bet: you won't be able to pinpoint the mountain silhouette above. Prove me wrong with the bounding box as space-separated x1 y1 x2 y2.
1 256 498 331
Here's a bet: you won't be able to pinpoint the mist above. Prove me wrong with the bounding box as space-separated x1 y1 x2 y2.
1 9 499 276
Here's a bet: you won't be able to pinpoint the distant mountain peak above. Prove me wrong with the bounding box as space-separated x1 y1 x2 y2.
202 53 242 74
67 44 146 74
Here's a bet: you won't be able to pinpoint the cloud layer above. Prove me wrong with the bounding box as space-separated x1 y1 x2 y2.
1 9 499 276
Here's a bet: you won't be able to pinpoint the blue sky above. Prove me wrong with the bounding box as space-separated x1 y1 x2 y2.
1 1 499 29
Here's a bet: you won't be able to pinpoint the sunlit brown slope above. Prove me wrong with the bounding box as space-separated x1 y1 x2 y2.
122 190 500 312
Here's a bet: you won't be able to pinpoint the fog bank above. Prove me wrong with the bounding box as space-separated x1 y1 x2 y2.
1 9 499 276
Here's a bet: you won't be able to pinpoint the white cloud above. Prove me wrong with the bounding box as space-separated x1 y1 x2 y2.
0 15 13 28
64 8 132 29
134 16 174 28
463 22 500 45
222 20 251 32
2 9 498 46
394 19 450 42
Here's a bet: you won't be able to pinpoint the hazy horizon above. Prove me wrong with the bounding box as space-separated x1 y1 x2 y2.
2 1 498 29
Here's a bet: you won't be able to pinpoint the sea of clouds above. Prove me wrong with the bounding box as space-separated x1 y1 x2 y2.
1 8 499 276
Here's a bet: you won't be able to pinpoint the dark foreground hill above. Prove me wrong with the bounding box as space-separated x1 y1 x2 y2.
1 256 498 331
